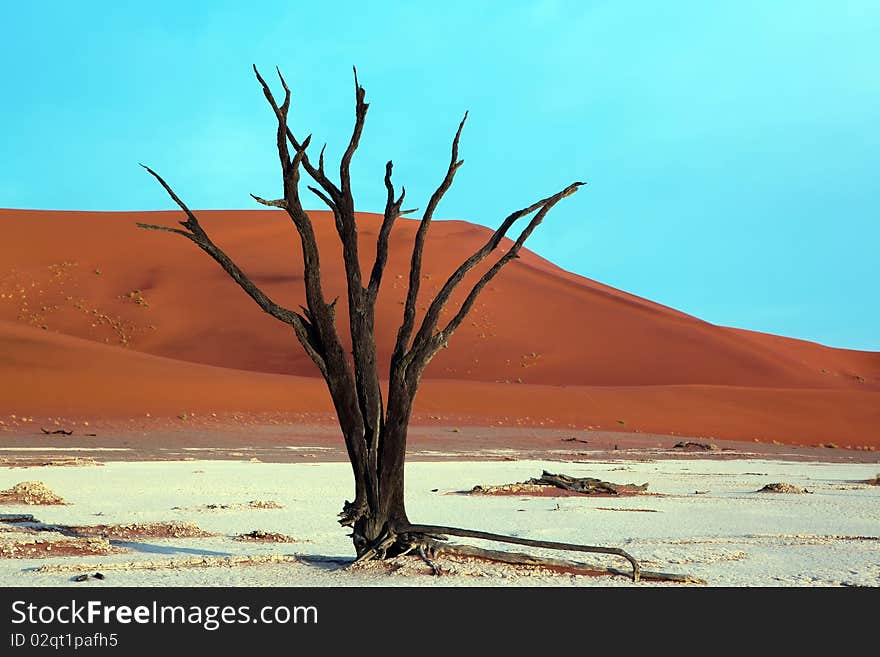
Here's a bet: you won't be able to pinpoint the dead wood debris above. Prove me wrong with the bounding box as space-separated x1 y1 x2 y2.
469 483 557 495
757 482 812 494
673 441 718 451
471 471 648 496
0 481 67 505
40 428 73 436
530 471 648 495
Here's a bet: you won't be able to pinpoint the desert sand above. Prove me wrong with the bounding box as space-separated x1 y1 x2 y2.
0 208 878 448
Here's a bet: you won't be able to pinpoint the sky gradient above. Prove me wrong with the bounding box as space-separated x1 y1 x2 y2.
2 1 877 350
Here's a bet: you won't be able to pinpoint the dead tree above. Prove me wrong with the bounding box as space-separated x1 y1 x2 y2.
139 66 644 581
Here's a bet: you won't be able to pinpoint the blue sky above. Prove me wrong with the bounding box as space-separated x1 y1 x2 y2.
2 1 877 350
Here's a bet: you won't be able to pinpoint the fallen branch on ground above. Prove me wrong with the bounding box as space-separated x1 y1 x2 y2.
470 470 648 496
757 482 811 494
526 471 649 495
673 441 717 451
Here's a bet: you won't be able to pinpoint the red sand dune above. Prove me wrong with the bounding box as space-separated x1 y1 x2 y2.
1 209 878 447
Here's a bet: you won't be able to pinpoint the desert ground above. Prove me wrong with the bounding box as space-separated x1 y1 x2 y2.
0 208 878 586
0 427 878 587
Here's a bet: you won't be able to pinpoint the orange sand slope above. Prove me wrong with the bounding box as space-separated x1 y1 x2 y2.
0 209 878 446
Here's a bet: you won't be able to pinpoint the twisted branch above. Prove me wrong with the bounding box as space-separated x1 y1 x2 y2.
253 65 340 202
136 166 327 376
367 161 410 297
399 522 641 582
405 182 583 375
393 113 468 366
430 542 704 584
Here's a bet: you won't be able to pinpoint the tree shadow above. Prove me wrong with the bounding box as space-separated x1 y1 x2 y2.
110 540 232 557
295 554 354 572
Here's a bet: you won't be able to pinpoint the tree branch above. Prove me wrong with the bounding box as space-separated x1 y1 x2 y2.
367 161 403 297
138 164 200 231
407 182 583 371
250 194 287 209
134 222 190 238
393 113 468 364
436 189 574 342
253 65 341 202
340 66 369 198
136 168 328 376
255 66 380 510
251 66 342 335
307 185 340 214
322 69 384 499
333 68 365 287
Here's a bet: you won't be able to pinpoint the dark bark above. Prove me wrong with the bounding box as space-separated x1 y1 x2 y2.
398 523 641 581
420 543 705 584
526 471 650 495
138 65 665 581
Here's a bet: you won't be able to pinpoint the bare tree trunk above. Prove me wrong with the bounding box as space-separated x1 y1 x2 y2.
134 65 694 583
343 372 411 556
349 422 409 556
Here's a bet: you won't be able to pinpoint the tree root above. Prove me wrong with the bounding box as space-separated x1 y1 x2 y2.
346 522 708 583
399 522 643 582
417 543 442 575
432 542 704 584
350 526 399 565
